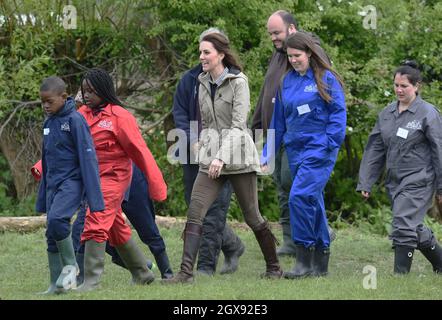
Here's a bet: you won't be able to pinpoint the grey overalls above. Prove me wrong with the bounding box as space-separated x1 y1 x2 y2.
357 95 442 248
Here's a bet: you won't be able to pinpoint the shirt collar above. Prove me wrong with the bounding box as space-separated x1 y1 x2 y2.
209 67 229 86
293 67 314 79
84 103 112 116
407 95 422 114
389 95 422 114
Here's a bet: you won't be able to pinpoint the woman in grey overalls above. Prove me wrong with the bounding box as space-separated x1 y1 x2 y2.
357 61 442 274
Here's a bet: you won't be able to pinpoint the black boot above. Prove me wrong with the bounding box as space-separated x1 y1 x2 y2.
218 223 245 275
253 221 283 279
162 222 202 284
394 246 414 274
420 242 442 273
284 245 314 279
154 251 174 279
312 248 330 277
76 252 84 286
115 237 155 285
219 243 245 275
277 222 297 257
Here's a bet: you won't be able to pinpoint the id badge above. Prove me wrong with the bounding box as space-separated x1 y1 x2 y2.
396 127 409 139
297 104 311 115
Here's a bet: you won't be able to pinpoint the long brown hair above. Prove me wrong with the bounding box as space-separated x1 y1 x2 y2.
285 32 344 103
201 33 242 71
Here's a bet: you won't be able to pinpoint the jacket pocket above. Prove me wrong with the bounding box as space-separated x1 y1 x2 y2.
99 164 119 181
222 132 258 171
94 129 115 151
397 167 428 189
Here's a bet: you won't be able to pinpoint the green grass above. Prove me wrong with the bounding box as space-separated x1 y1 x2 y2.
0 225 441 300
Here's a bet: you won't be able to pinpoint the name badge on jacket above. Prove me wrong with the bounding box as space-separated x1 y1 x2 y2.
396 127 409 139
297 104 311 115
44 128 50 135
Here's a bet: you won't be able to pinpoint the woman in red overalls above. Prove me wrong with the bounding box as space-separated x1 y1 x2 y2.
77 68 167 291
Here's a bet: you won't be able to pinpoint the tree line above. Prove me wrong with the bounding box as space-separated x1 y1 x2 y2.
1 0 441 233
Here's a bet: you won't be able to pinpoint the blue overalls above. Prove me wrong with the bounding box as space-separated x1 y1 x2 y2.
263 68 346 249
36 98 104 252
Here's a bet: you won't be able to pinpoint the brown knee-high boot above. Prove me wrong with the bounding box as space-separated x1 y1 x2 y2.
253 221 283 279
162 222 202 284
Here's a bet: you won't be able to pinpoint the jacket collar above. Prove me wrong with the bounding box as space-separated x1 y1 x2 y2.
199 68 244 89
189 64 203 79
388 95 422 114
83 103 113 116
82 104 114 127
209 67 229 86
50 97 75 118
407 95 422 114
292 67 314 80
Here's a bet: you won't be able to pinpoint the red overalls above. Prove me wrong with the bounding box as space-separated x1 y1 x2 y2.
78 104 167 246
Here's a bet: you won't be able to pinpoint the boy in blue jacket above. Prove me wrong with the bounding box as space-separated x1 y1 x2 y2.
36 76 104 294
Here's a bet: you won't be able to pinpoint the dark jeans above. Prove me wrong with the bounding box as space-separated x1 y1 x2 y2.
182 163 242 272
272 146 292 225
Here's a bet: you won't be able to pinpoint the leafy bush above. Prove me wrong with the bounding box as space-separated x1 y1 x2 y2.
1 0 442 237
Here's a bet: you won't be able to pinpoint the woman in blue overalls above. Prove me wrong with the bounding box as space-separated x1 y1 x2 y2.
262 32 346 278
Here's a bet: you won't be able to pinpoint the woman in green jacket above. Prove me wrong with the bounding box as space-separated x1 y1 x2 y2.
164 33 282 284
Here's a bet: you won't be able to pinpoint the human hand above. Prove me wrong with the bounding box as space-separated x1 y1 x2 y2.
192 142 199 155
31 167 42 181
361 191 370 200
190 142 200 163
260 164 269 173
208 159 224 179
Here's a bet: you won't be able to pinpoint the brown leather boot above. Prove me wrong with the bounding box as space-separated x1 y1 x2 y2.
253 221 283 279
162 222 202 284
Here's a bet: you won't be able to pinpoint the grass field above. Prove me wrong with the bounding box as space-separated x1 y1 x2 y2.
1 224 441 300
